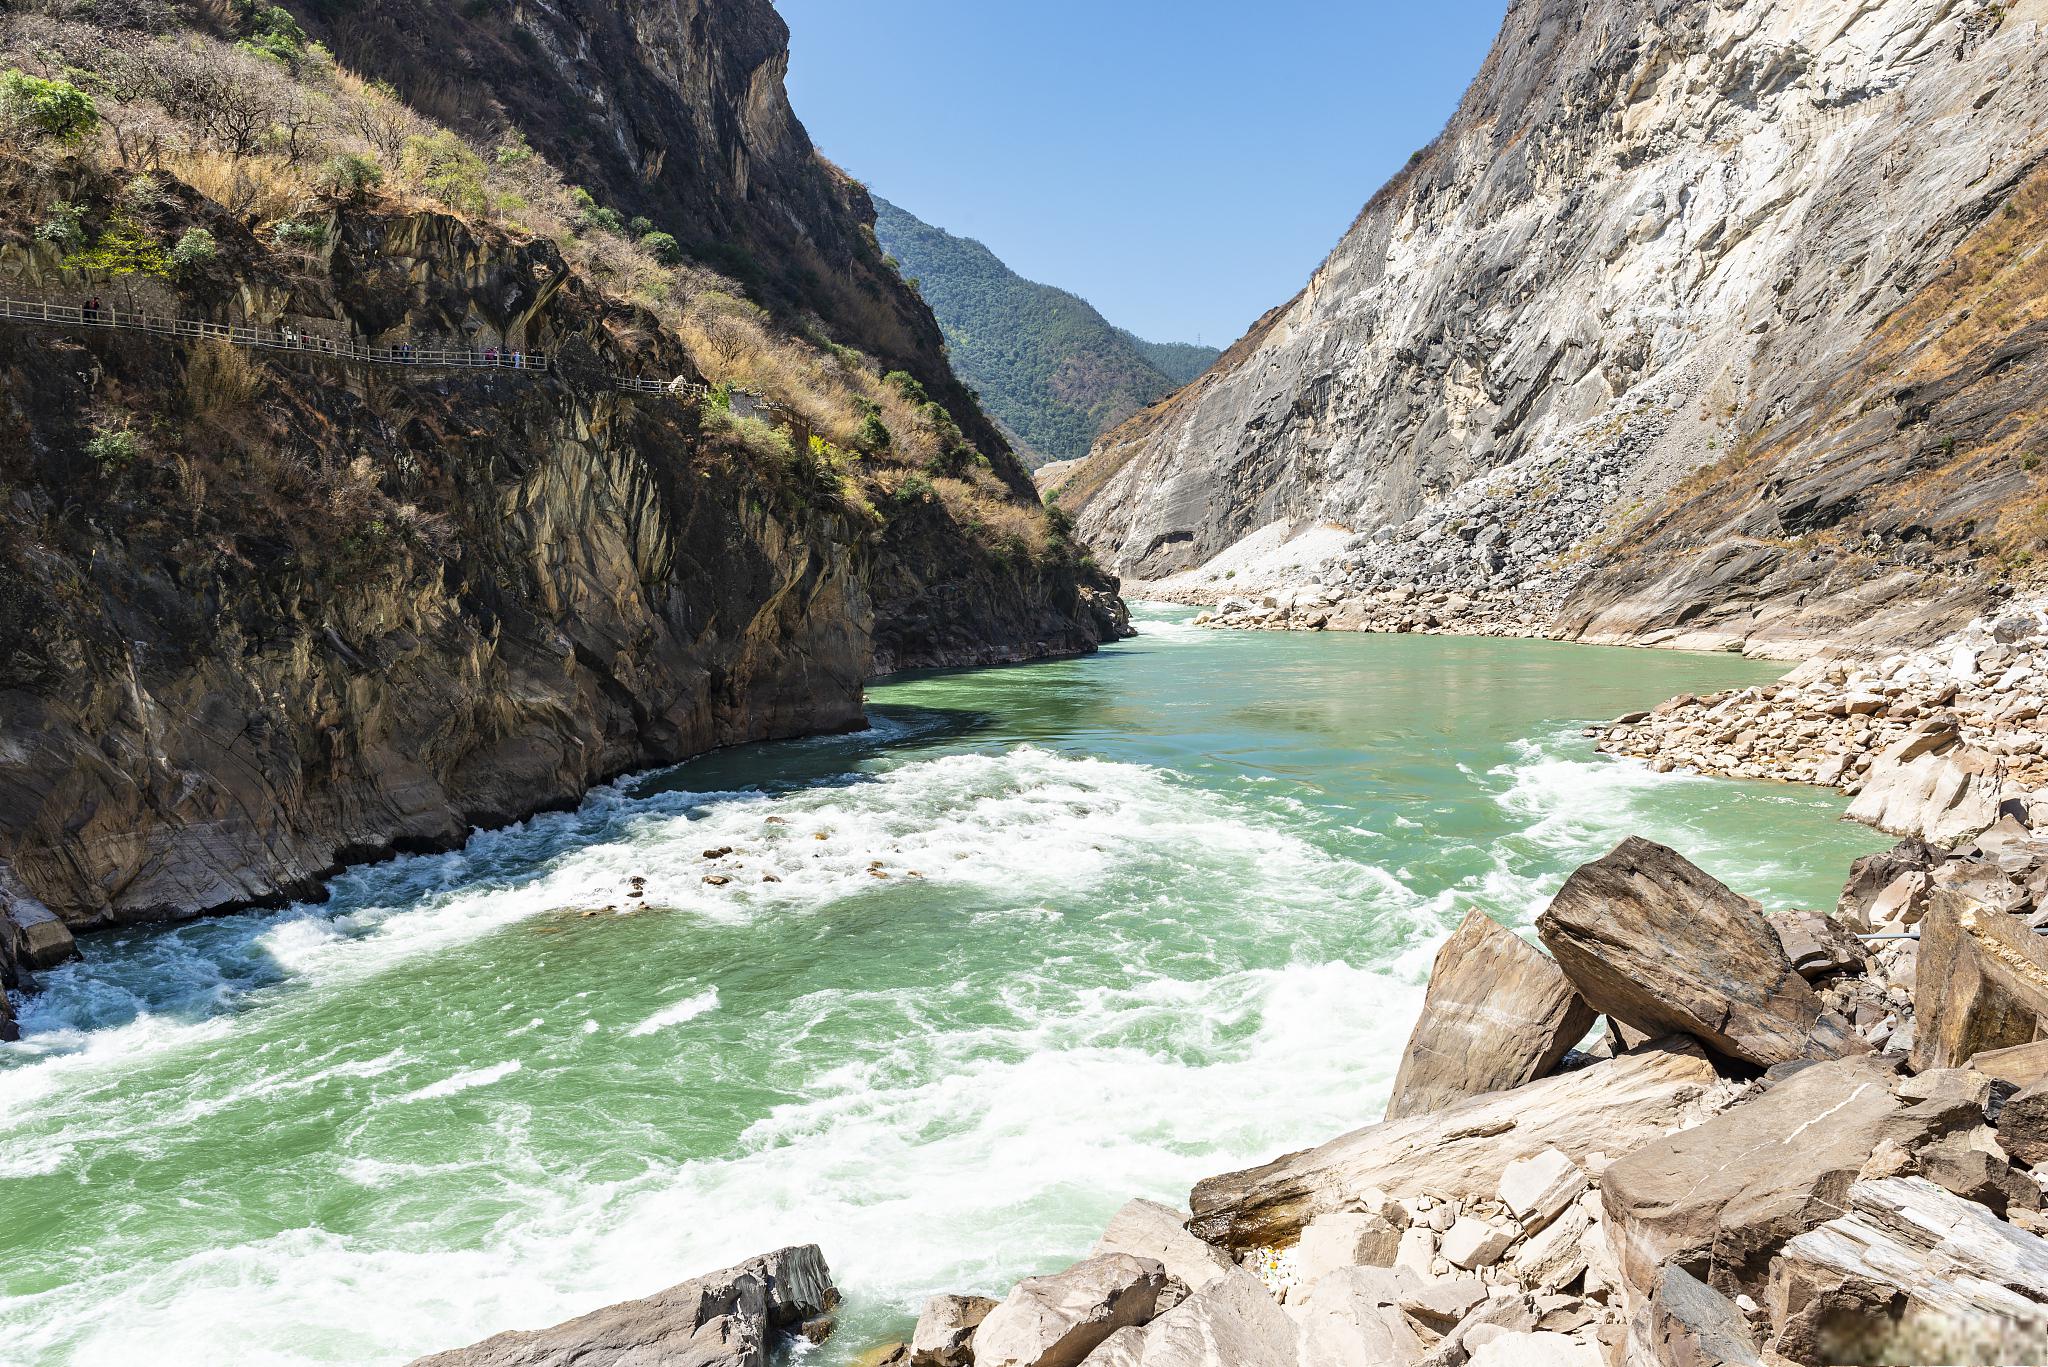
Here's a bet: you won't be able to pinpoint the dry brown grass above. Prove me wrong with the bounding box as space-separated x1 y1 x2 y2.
183 337 264 417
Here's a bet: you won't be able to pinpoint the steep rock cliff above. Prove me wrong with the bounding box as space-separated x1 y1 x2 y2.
0 158 1117 930
298 0 1005 464
1061 0 2048 655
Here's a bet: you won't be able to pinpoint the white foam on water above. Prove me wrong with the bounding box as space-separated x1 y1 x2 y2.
6 726 1856 1366
397 1060 521 1104
17 958 1417 1367
626 988 720 1037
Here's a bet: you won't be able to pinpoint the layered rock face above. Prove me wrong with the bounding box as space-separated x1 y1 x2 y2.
0 184 1117 932
303 0 1001 465
1061 0 2048 655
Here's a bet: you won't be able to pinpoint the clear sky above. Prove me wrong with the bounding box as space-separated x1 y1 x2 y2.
775 0 1506 348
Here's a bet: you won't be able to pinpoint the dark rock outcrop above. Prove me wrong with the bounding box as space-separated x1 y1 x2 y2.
0 168 1119 934
405 1244 836 1367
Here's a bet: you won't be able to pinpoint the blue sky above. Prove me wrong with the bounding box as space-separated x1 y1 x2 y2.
775 0 1505 347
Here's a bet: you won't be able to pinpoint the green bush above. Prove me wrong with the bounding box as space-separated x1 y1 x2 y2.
171 227 217 272
854 400 892 453
272 218 327 248
233 3 307 66
568 186 623 235
627 216 653 237
320 154 383 201
86 428 137 474
35 201 85 249
493 130 534 166
891 472 934 506
62 212 170 279
0 70 99 145
401 132 489 216
640 230 682 265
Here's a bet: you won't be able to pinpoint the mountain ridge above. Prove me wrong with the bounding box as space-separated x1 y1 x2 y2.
1058 0 2048 658
872 196 1217 467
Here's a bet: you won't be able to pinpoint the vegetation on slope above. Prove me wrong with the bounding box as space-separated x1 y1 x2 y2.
0 0 1095 577
872 197 1217 467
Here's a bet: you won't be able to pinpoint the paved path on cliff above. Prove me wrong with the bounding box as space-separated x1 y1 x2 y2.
0 295 785 417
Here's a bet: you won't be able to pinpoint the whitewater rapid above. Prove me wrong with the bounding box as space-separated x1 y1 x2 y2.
0 614 1881 1365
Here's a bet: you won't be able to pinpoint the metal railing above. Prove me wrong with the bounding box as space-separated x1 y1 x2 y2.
1 296 550 371
1 293 799 420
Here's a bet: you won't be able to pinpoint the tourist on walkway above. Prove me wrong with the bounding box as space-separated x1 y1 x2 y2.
82 296 102 325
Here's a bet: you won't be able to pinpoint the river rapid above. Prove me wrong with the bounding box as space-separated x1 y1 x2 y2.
0 606 1885 1364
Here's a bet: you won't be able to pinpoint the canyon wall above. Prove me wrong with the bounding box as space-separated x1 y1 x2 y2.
1060 0 2048 656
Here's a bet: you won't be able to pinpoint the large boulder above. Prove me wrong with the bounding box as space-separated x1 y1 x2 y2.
1910 884 2048 1071
974 1254 1167 1367
2001 1078 2048 1168
1077 1267 1296 1367
404 1245 837 1367
1535 837 1866 1067
1845 735 2002 846
1384 909 1596 1120
1642 1266 1765 1367
1599 1055 1968 1297
1766 911 1867 982
1767 1177 2048 1365
1970 1038 2048 1089
1091 1200 1233 1296
1189 1039 1725 1252
911 1294 999 1367
1290 1266 1426 1367
0 869 76 972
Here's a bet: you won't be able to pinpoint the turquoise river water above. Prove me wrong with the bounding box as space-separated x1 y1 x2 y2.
0 606 1886 1365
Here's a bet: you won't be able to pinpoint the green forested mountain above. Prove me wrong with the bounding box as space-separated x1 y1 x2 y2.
1125 337 1219 388
874 198 1218 467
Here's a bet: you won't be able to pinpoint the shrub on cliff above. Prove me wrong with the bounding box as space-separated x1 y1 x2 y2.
62 212 171 280
640 230 683 265
400 131 488 216
0 70 98 145
171 227 217 274
320 153 383 202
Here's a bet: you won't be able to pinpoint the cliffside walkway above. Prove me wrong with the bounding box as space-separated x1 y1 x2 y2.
0 295 784 416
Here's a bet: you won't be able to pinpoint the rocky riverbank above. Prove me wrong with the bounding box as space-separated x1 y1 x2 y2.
378 818 2048 1366
842 828 2048 1367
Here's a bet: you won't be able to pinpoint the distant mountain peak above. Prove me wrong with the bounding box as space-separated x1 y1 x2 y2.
873 198 1218 468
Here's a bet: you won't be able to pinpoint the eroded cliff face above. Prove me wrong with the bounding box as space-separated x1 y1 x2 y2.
302 0 1004 465
0 164 1118 930
1062 0 2048 655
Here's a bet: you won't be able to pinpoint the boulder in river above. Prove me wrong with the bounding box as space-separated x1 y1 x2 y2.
1535 837 1866 1067
1383 908 1595 1120
1090 1199 1233 1297
403 1244 837 1367
910 1293 998 1367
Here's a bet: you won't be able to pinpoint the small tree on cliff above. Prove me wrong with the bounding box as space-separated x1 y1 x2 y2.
0 70 99 147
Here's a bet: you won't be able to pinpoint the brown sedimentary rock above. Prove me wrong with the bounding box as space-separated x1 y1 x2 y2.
1536 838 1865 1068
1385 909 1596 1120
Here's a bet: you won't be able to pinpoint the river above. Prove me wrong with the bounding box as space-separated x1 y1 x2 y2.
0 606 1885 1364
